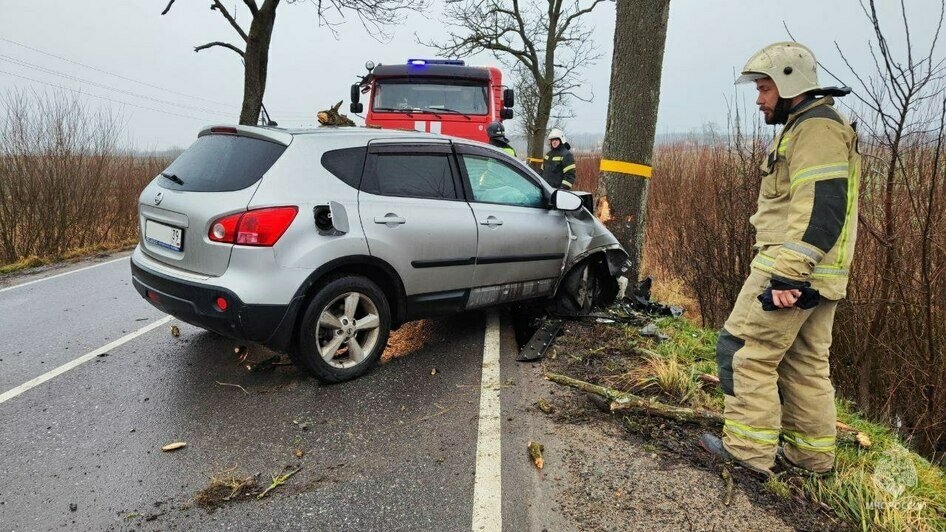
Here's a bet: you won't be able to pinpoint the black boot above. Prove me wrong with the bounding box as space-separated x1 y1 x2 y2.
699 433 773 478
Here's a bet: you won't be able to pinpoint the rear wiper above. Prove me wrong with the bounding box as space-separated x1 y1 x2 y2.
436 107 471 119
373 107 413 117
161 172 184 185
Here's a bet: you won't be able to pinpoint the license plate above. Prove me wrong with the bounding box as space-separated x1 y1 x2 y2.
145 220 184 252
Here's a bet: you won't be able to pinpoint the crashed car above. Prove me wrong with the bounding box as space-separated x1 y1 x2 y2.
131 125 627 382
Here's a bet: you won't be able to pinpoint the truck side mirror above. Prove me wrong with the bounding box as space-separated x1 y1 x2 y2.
503 88 514 108
500 108 514 120
350 84 361 104
350 102 364 114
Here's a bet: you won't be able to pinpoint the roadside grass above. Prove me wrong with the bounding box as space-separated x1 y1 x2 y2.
0 238 137 276
631 317 946 530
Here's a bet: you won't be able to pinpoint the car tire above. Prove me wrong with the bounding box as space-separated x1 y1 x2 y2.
291 275 391 383
554 258 601 316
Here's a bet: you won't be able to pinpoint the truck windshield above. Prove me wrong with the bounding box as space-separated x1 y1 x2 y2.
372 79 489 116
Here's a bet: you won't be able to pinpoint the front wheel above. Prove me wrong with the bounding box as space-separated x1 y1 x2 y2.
291 275 391 383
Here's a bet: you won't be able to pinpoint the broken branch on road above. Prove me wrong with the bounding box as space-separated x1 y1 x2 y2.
257 467 302 500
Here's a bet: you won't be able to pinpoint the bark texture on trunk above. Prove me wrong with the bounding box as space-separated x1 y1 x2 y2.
239 0 279 125
597 0 671 283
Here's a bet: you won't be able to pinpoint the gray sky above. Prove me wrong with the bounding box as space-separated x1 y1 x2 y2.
0 0 942 149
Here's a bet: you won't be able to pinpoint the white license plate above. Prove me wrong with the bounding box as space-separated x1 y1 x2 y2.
145 220 184 252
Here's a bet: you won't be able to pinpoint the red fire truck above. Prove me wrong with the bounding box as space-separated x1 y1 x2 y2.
349 59 515 144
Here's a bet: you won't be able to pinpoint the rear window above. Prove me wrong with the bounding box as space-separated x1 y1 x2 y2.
159 134 286 192
321 147 366 188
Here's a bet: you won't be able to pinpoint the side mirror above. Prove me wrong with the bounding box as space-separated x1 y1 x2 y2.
500 108 514 120
350 102 364 114
350 84 361 104
552 189 583 211
503 88 515 108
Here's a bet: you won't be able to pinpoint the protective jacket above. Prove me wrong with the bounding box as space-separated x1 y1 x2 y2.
489 138 516 157
748 96 860 300
541 145 576 189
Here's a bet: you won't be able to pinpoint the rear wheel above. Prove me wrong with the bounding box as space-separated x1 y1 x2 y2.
291 275 391 383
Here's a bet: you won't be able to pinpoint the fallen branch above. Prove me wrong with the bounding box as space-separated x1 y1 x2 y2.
215 381 249 395
545 372 872 448
528 441 545 469
257 467 301 500
545 372 722 428
721 466 734 506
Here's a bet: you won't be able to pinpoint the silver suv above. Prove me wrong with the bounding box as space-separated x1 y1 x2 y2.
131 125 627 382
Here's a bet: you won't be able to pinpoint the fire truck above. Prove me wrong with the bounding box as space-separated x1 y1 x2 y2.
349 59 515 144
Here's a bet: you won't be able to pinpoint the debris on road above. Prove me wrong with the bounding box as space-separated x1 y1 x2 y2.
215 381 249 395
528 441 545 470
69 503 77 512
195 470 258 511
517 317 564 362
161 442 187 452
234 345 248 365
245 354 291 372
721 466 734 506
170 325 180 337
294 449 304 459
535 398 555 414
431 367 437 376
257 466 302 500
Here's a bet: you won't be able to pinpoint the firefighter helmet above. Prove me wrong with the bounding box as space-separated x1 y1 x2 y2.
486 121 507 140
736 42 821 99
547 128 567 144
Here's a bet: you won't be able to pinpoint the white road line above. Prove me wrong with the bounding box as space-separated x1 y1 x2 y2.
471 310 502 531
0 315 172 406
0 256 129 294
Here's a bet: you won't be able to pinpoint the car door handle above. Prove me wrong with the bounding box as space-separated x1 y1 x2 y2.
480 216 504 227
374 213 406 225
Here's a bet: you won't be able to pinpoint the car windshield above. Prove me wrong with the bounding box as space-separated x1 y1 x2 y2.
372 79 488 115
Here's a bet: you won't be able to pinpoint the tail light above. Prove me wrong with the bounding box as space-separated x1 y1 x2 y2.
209 206 298 247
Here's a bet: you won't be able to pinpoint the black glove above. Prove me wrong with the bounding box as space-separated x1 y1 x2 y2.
758 281 821 311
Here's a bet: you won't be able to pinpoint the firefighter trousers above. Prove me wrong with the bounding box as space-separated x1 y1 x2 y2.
715 270 839 473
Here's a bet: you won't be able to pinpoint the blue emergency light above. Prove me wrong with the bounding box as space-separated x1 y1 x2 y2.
407 59 466 66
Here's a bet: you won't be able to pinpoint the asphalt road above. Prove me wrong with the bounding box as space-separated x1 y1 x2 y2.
0 252 561 531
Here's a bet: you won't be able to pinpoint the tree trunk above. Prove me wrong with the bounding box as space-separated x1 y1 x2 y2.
597 0 671 283
239 0 279 125
527 81 554 172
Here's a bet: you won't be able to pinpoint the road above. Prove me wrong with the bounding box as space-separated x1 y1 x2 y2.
0 252 565 531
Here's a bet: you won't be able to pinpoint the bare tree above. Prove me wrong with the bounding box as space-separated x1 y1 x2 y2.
161 0 426 126
423 0 609 167
596 0 671 284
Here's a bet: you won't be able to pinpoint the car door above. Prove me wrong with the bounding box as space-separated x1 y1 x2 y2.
455 144 570 292
358 141 478 301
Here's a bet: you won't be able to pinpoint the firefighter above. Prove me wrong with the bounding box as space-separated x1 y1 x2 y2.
541 128 576 189
699 42 860 476
486 121 516 157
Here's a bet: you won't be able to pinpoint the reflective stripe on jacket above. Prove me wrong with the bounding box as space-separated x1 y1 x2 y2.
749 96 860 300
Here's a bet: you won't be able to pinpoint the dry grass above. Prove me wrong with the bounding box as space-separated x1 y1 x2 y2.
0 90 165 268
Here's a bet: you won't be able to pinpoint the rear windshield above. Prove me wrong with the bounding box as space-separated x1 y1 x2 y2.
159 134 287 192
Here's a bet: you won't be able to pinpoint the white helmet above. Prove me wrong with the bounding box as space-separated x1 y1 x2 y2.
547 128 567 144
736 42 821 98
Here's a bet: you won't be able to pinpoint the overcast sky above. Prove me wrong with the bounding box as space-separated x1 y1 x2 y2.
0 0 943 149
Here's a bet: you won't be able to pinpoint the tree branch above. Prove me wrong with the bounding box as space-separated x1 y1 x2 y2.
194 41 246 57
161 0 176 15
211 0 250 42
243 0 260 15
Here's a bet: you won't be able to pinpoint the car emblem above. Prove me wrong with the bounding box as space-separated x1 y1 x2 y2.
153 192 163 205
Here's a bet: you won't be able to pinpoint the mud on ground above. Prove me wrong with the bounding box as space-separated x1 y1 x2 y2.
534 318 848 531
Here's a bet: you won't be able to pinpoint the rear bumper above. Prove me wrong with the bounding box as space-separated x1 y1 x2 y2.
130 260 295 351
